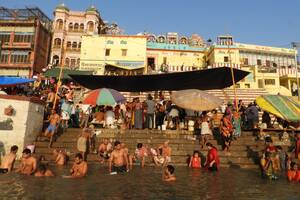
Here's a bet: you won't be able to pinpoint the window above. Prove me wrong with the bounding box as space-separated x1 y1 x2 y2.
0 33 10 43
56 19 63 30
70 59 76 68
53 38 61 47
74 23 79 32
72 42 77 49
243 58 248 65
245 84 250 88
0 50 9 63
78 42 81 49
87 21 94 32
68 23 73 31
105 49 110 56
66 41 72 49
257 59 262 66
121 49 127 56
65 58 70 67
14 34 33 43
224 56 229 62
273 62 277 68
80 23 84 32
266 60 271 67
265 79 275 85
120 40 127 45
163 57 167 64
10 51 30 63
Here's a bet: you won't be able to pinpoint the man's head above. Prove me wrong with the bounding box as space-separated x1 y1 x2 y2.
114 141 121 150
137 143 143 149
22 148 31 158
193 150 199 158
75 153 83 164
51 109 56 114
206 142 213 150
10 145 18 153
103 139 108 145
163 140 169 147
166 165 175 175
37 164 47 174
291 162 298 171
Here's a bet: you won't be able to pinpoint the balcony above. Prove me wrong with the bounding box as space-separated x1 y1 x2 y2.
2 42 32 49
66 48 80 52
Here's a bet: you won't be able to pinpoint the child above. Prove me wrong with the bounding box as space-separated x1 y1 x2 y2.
276 146 286 171
287 162 300 182
189 151 201 168
260 152 278 180
162 165 176 182
130 143 148 167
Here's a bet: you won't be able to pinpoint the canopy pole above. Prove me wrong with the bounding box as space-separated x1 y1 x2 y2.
52 65 64 110
228 41 239 112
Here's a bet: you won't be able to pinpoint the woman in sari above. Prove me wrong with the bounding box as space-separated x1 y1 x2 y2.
205 142 220 171
220 113 233 152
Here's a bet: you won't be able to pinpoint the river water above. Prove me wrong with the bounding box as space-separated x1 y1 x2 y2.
0 165 299 200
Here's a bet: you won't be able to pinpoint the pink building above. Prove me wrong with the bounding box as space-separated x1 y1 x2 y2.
50 4 105 69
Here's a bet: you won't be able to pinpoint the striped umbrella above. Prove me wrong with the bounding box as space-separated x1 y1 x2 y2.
83 88 126 106
256 95 300 122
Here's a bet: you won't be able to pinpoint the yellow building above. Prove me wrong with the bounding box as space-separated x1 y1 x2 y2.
80 35 147 75
146 42 206 72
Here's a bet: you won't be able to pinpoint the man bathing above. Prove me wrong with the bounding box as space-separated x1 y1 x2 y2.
16 148 37 175
158 140 172 166
162 165 176 182
109 141 129 174
69 153 88 178
53 149 66 166
0 145 18 173
44 109 60 148
34 164 54 177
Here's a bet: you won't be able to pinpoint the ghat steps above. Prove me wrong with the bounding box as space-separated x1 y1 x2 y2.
33 128 286 169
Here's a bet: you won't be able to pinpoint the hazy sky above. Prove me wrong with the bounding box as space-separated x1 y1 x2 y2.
2 0 300 47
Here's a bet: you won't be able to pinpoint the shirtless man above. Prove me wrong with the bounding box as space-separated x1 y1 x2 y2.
44 109 60 148
162 165 176 182
109 141 129 174
98 139 112 163
34 164 54 177
0 145 18 173
16 148 37 175
158 140 172 166
69 153 88 178
53 149 66 166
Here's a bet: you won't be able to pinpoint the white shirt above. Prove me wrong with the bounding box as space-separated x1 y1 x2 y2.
105 111 115 125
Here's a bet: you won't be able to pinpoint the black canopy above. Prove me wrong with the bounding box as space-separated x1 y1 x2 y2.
70 67 249 92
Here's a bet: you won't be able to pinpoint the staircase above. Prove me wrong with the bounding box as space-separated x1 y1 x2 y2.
33 128 285 169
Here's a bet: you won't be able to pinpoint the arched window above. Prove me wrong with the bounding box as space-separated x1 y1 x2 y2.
72 42 77 49
66 41 72 49
54 38 61 47
65 58 70 67
68 23 73 31
77 58 80 66
80 23 84 32
87 21 94 32
74 23 79 32
56 19 63 30
52 55 59 65
78 42 81 49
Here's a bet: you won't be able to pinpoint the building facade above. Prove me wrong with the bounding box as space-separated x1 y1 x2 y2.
80 35 147 75
0 7 51 77
50 4 105 69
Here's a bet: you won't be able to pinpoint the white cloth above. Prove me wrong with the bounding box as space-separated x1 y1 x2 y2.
201 121 212 135
105 111 115 126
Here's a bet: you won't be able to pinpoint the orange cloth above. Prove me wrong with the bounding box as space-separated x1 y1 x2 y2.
191 157 201 168
287 170 300 182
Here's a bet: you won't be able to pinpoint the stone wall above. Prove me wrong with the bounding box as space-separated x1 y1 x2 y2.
0 95 44 159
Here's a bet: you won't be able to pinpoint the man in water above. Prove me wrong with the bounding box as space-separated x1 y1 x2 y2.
70 153 88 178
44 109 60 148
109 141 129 173
16 148 37 175
34 164 54 177
98 139 112 163
53 149 66 166
158 140 172 166
0 145 18 173
162 165 176 182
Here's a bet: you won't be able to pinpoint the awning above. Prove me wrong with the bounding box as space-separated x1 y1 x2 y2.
43 68 93 79
70 67 250 92
0 76 34 87
106 62 144 70
256 95 300 122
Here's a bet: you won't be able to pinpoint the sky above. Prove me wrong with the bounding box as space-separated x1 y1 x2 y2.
2 0 300 48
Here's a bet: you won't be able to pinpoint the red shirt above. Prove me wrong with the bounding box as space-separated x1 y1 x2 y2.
206 147 220 169
191 157 201 168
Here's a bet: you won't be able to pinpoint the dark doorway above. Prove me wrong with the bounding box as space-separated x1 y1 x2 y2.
147 57 155 70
